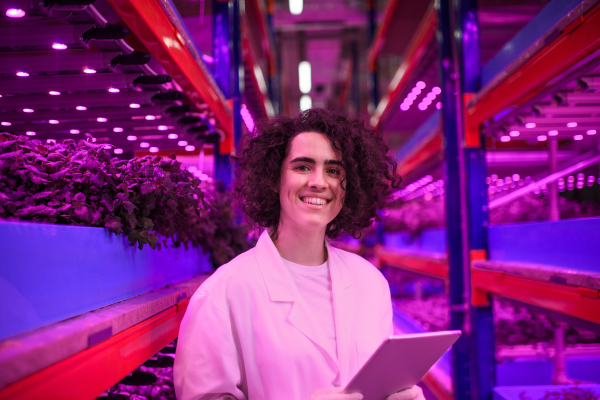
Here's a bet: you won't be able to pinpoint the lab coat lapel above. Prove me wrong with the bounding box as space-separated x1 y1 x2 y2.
254 231 341 372
326 241 355 385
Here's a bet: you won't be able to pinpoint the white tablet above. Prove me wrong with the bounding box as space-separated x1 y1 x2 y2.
344 330 462 400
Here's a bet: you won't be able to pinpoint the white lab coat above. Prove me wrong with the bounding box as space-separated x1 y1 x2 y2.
174 230 393 400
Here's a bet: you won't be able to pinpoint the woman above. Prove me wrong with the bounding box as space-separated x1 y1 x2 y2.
174 109 425 400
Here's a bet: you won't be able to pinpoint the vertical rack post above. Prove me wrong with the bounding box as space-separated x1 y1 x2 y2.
455 0 496 398
435 0 472 399
367 0 379 113
266 0 279 115
232 0 243 151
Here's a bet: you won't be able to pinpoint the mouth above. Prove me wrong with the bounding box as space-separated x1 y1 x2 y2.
300 197 331 206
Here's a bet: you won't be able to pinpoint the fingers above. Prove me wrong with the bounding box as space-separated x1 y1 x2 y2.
386 385 425 400
309 387 363 400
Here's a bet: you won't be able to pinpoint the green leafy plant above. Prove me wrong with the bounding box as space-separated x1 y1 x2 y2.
0 133 247 266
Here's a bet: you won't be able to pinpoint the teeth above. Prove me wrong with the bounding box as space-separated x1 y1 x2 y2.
302 197 328 205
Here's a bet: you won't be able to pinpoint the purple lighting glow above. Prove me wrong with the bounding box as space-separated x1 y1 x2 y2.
76 106 87 111
49 91 60 95
431 87 441 95
129 103 140 109
241 106 255 132
400 103 410 111
149 147 159 153
436 102 442 110
1 122 11 126
548 130 558 136
26 131 36 136
509 130 520 137
567 122 577 128
70 129 80 134
416 81 426 89
587 130 597 135
145 115 156 121
500 136 510 142
178 140 188 147
108 88 120 93
185 145 195 152
49 119 59 124
157 125 168 131
6 8 25 18
83 68 97 74
23 108 34 113
537 135 547 141
127 135 137 141
96 117 107 122
168 133 178 139
16 71 29 77
46 139 56 145
525 123 536 128
574 134 583 141
114 148 123 154
52 43 68 50
140 142 150 148
113 127 123 133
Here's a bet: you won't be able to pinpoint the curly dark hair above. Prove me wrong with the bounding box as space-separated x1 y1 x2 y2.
233 108 401 239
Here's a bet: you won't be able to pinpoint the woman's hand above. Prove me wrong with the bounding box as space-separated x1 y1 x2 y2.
386 385 425 400
309 387 363 400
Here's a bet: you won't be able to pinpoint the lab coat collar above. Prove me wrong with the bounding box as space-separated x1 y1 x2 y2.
253 230 355 383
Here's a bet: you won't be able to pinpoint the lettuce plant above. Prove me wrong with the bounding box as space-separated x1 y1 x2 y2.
0 133 217 253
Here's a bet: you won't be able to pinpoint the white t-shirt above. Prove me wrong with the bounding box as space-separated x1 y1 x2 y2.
281 257 338 359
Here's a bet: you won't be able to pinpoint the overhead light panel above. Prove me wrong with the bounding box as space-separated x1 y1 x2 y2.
299 61 311 94
300 95 312 111
289 0 303 15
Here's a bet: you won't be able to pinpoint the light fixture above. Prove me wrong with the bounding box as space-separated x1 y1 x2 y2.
525 123 536 128
537 135 547 141
417 103 427 111
416 81 426 89
168 133 178 139
299 61 311 94
509 130 520 137
574 134 583 141
548 130 558 136
76 106 87 111
300 95 312 111
500 136 510 142
108 88 120 93
432 87 441 95
587 129 597 135
140 142 150 148
23 108 34 113
400 103 410 111
567 122 577 128
91 137 97 142
149 147 159 153
83 68 96 74
185 145 195 151
1 122 11 126
26 131 36 136
411 88 422 95
96 117 107 122
127 135 137 141
70 129 80 134
114 148 124 154
145 115 156 121
436 102 442 110
16 71 29 77
46 139 56 145
49 91 60 95
157 125 168 131
407 93 417 101
289 0 303 15
52 43 67 50
178 140 188 146
49 119 59 124
113 127 123 133
6 8 25 18
129 103 140 109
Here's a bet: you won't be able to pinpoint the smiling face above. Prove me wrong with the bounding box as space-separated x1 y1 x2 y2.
277 131 346 235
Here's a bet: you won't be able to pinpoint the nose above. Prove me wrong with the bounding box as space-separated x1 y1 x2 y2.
308 167 327 189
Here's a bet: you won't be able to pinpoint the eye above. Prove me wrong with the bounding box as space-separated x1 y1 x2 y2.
295 165 309 171
327 168 341 175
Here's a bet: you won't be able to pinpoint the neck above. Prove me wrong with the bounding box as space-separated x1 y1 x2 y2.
271 223 327 266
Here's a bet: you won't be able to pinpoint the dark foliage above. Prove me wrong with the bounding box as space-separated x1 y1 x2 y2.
0 133 250 267
519 386 599 400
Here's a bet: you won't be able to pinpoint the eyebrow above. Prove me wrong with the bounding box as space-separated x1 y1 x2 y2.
289 157 344 167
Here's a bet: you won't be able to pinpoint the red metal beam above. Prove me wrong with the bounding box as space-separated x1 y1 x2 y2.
106 0 233 143
241 23 269 119
376 247 448 280
471 268 600 324
422 372 453 400
0 299 190 400
397 130 443 177
367 0 401 72
466 2 600 137
371 8 437 130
